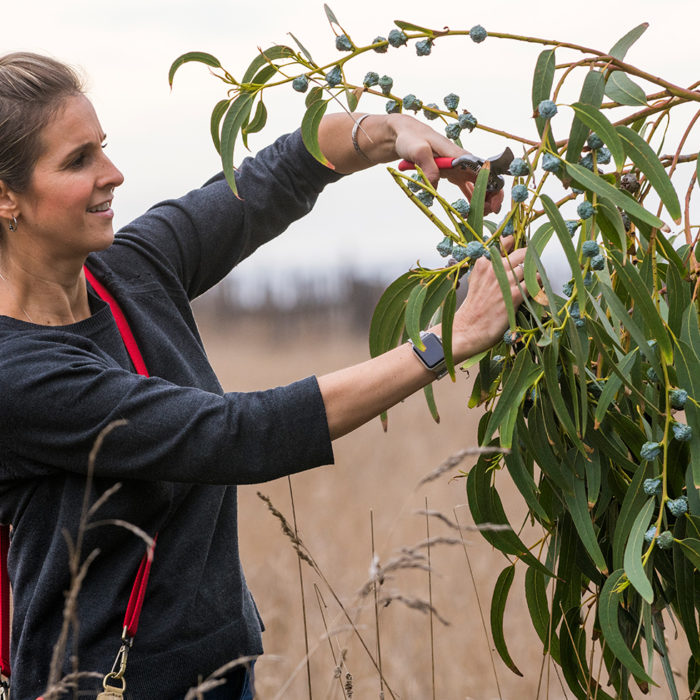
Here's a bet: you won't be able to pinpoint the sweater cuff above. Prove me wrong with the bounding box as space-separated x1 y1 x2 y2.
288 129 346 187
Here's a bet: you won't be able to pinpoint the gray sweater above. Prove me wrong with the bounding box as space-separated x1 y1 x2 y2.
0 129 343 698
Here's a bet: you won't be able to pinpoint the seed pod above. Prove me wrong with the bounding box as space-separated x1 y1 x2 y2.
451 199 470 218
667 496 689 517
670 389 688 410
643 478 663 496
640 441 662 461
388 29 408 47
325 65 342 87
657 531 674 549
466 241 486 259
436 236 454 257
582 240 599 258
541 153 561 173
587 132 604 150
509 158 529 177
577 201 595 220
378 75 393 95
402 94 422 112
372 36 388 53
443 92 460 111
673 422 693 442
458 112 477 132
292 75 309 93
445 123 462 141
416 190 434 207
385 99 401 114
415 39 433 56
363 71 380 87
511 184 528 203
335 34 353 52
620 172 640 193
537 100 558 119
596 147 612 165
452 244 468 261
469 25 487 43
423 103 440 120
565 220 579 237
590 253 605 271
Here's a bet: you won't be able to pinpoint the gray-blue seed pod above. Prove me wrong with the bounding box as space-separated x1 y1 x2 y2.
538 100 558 119
363 72 379 87
466 241 486 259
451 198 470 217
444 93 459 111
469 25 487 43
403 94 422 112
423 103 440 120
445 123 462 140
670 389 688 410
673 422 693 442
541 153 561 173
378 75 393 95
436 237 454 257
325 65 342 87
458 112 477 132
452 245 469 261
415 39 432 56
596 147 612 165
578 201 595 220
509 158 529 177
590 254 605 271
388 29 408 47
385 99 401 114
292 75 309 92
335 34 353 51
582 240 599 257
372 36 389 53
587 133 604 150
640 441 662 461
667 497 689 517
511 184 528 202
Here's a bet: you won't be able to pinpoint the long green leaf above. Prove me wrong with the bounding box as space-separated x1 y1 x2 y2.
422 383 440 423
484 352 541 446
489 248 517 332
542 345 580 444
613 462 653 570
288 31 317 67
241 45 295 85
168 51 221 87
561 462 608 574
525 566 560 662
441 288 457 380
565 162 665 228
677 538 700 571
605 72 647 107
594 350 637 426
209 99 230 155
616 125 682 222
608 23 649 61
570 103 625 171
506 422 551 522
220 92 256 196
394 19 436 33
532 49 556 139
540 195 587 302
600 282 663 380
566 70 605 163
301 99 332 167
622 497 655 602
491 566 523 676
323 3 340 25
241 100 268 150
609 250 673 363
369 272 420 357
466 168 490 238
595 195 627 251
405 283 428 348
599 569 655 684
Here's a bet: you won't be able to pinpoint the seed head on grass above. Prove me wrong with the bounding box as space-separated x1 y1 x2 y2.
257 491 313 567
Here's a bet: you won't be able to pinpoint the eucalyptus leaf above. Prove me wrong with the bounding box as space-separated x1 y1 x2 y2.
168 51 221 87
622 497 655 602
532 49 556 139
491 566 523 676
301 99 332 167
565 70 605 163
570 102 625 171
608 23 649 61
605 72 648 107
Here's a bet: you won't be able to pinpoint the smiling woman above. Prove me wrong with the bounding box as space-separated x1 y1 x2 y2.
0 51 527 700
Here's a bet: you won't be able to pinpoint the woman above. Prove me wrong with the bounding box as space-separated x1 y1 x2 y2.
0 52 526 699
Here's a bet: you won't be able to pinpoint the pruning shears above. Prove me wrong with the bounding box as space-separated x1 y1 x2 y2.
398 147 515 192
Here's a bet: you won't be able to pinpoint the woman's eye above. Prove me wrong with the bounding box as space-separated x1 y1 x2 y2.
70 154 85 168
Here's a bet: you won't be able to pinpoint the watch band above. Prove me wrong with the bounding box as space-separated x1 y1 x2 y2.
410 331 447 379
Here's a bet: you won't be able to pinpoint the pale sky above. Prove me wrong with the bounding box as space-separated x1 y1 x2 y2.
6 0 699 299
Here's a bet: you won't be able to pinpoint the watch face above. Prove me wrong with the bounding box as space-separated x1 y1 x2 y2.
417 332 445 370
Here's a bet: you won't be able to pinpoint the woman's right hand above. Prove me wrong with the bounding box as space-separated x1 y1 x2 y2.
447 243 528 362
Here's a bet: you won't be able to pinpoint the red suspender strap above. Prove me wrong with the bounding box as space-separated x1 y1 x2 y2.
83 266 150 378
83 265 157 642
0 525 10 678
0 267 157 684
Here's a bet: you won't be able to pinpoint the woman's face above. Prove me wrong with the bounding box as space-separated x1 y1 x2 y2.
11 94 124 264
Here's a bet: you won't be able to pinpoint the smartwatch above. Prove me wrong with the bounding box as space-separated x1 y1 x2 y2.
410 331 447 379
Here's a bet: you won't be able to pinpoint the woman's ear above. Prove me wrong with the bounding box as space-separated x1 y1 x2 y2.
0 180 19 222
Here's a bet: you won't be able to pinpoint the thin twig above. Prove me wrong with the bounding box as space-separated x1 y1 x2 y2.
417 446 510 486
425 498 436 700
370 511 384 700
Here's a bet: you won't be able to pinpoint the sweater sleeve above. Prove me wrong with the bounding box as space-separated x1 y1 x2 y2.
0 335 334 485
110 129 344 299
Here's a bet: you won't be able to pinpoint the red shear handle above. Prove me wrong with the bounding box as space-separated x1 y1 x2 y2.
398 157 455 171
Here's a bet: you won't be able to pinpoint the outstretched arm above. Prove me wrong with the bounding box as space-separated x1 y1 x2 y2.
317 111 504 214
318 245 527 440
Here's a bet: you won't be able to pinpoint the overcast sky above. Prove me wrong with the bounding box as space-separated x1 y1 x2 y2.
6 0 699 297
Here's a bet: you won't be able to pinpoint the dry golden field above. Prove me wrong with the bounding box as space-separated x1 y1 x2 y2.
196 311 691 700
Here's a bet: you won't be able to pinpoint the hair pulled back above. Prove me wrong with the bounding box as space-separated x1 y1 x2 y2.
0 52 84 194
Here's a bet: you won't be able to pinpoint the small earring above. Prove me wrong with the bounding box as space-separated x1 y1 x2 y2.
7 216 17 232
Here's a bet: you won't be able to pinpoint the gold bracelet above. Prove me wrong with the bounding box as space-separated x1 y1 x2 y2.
351 114 372 162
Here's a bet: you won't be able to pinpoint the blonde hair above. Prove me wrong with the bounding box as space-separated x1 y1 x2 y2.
0 52 84 195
